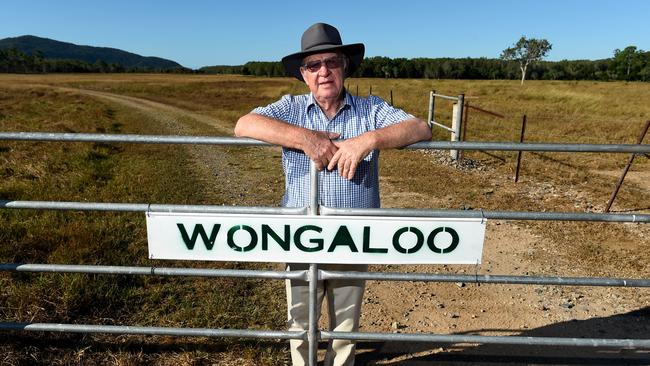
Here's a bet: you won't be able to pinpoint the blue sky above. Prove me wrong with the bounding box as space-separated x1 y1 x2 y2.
1 0 649 69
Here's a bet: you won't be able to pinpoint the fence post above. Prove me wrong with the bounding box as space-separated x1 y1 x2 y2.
459 102 470 161
450 94 464 160
427 91 435 128
605 120 650 212
515 115 527 182
390 90 393 106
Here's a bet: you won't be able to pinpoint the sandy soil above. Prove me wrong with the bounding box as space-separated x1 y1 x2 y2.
46 86 650 365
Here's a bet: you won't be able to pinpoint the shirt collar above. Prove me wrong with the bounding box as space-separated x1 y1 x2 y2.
307 89 353 113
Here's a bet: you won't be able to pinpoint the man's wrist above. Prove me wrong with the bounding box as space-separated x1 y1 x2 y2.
362 130 379 151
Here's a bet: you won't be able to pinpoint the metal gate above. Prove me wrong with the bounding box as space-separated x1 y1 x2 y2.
2 131 650 365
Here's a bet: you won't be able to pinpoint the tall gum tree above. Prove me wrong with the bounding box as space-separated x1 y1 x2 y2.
612 46 646 80
501 36 552 84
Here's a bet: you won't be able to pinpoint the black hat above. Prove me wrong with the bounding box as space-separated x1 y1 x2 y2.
282 23 365 82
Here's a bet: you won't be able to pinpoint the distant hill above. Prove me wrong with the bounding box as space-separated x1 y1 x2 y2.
0 35 183 70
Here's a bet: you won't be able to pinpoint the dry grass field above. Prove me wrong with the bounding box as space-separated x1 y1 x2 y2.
1 74 649 365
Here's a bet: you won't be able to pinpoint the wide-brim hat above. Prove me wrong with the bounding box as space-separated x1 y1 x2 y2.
282 23 365 82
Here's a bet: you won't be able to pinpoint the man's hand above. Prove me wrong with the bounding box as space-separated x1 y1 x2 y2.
234 113 341 171
325 118 432 179
327 135 373 180
302 130 340 171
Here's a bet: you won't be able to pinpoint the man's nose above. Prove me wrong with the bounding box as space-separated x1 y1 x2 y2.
317 63 331 76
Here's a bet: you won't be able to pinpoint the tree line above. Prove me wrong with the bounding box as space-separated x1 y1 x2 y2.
0 48 192 74
3 45 649 81
202 46 650 82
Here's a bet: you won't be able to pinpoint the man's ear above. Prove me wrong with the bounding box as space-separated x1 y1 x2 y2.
299 67 308 82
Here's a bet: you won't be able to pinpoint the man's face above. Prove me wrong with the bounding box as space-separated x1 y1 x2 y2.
299 52 346 101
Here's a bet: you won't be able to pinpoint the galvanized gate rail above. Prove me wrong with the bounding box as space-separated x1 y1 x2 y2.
2 132 650 365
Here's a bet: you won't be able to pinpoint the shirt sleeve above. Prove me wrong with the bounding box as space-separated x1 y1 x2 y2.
368 95 414 129
251 94 294 121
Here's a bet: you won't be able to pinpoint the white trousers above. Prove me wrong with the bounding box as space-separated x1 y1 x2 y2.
286 263 367 366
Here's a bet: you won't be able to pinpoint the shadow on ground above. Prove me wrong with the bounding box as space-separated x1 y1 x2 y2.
352 307 650 365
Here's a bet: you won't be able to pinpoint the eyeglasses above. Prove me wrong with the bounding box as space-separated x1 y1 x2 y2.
301 57 345 73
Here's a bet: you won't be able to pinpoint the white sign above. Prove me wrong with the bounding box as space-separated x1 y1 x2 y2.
146 213 486 264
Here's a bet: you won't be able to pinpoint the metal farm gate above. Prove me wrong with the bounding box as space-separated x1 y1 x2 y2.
1 131 650 365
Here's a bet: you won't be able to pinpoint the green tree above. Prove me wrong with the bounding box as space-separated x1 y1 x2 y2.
611 46 645 80
500 36 552 84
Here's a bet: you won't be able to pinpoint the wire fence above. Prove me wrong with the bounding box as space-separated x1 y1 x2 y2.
1 131 650 365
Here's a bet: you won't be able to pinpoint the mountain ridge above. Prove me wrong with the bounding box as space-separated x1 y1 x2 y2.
0 35 183 70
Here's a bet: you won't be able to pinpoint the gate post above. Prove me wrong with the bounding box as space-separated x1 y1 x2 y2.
450 94 464 160
427 90 435 128
308 161 319 366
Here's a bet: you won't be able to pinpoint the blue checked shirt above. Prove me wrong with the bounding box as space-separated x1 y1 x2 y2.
252 91 413 209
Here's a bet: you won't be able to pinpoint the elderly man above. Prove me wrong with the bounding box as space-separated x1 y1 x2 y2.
235 23 431 366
